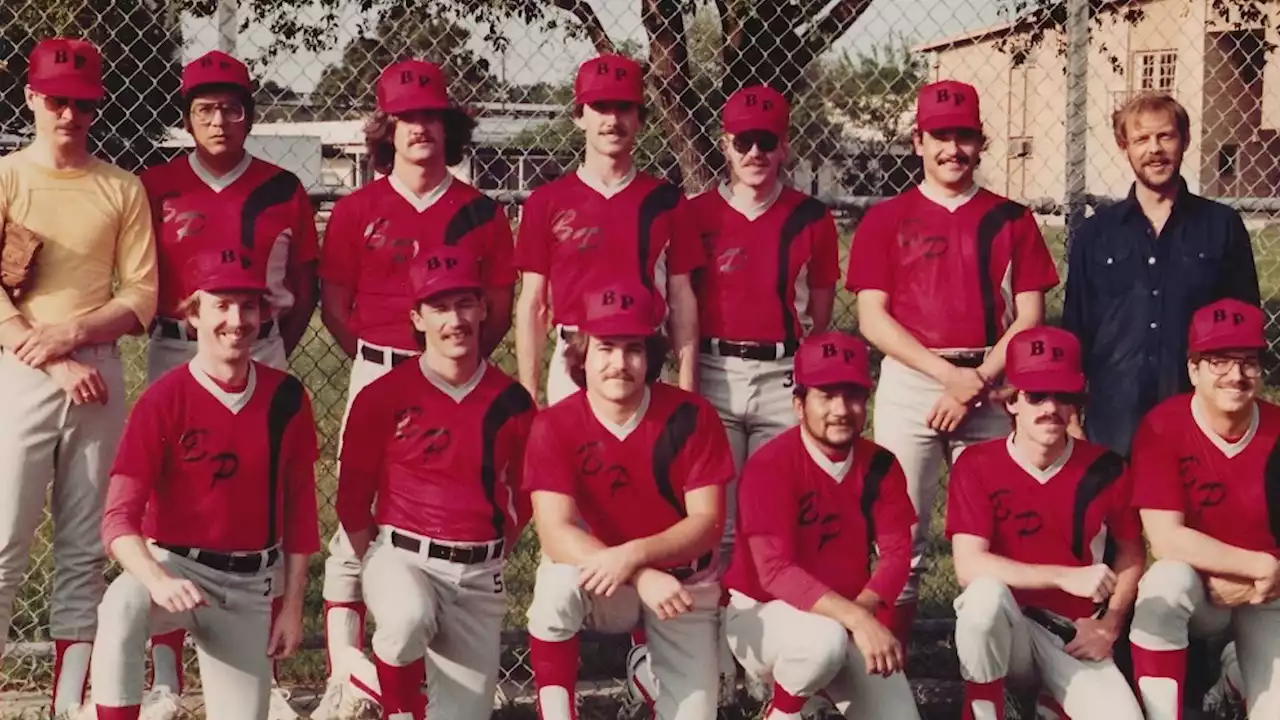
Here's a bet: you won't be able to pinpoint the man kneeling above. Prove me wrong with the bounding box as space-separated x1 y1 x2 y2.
524 283 734 720
947 327 1145 719
91 247 320 719
721 331 920 720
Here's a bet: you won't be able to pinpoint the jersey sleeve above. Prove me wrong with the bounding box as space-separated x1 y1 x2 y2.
288 181 320 266
944 452 994 540
738 451 831 611
807 210 841 289
863 457 917 604
114 177 160 329
1011 208 1060 293
522 411 577 496
336 383 391 533
318 195 361 288
682 400 736 492
103 391 166 551
844 203 895 293
514 188 552 276
282 388 321 554
1128 416 1187 513
1106 465 1143 543
666 193 706 276
482 205 518 287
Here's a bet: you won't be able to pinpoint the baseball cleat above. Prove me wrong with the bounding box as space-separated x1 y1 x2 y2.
267 685 301 720
139 688 182 720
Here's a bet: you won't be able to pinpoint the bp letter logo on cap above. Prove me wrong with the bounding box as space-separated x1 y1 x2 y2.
409 246 483 304
28 37 103 100
916 79 982 134
578 282 662 338
182 50 251 95
377 59 452 114
1189 298 1266 353
794 331 872 389
574 54 644 105
722 85 790 137
1005 327 1085 393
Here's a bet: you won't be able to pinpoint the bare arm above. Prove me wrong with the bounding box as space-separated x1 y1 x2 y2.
280 552 309 611
515 273 551 403
625 484 722 568
666 273 699 392
0 315 31 352
531 490 609 566
952 533 1078 591
481 284 514 358
109 534 175 590
976 290 1045 381
280 261 318 356
1104 535 1146 619
856 289 960 383
319 281 358 359
1141 509 1277 580
807 287 835 335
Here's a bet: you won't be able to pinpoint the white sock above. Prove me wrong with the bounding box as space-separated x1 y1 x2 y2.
151 644 180 693
53 642 93 715
326 607 362 677
538 686 574 720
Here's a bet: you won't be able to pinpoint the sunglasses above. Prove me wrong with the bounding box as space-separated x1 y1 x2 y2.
43 95 99 114
1022 391 1086 407
730 130 780 154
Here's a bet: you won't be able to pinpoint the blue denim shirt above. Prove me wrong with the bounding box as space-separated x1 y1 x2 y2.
1062 181 1260 456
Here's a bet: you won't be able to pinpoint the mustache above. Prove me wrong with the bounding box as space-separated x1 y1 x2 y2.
1035 415 1065 426
936 152 972 166
602 371 633 382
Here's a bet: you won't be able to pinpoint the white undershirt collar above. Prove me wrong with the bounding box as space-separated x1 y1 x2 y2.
1006 433 1074 485
589 387 651 441
800 428 853 483
1191 395 1258 459
917 180 979 213
187 360 257 414
188 151 252 193
388 172 453 213
419 357 486 404
718 181 783 221
576 165 637 199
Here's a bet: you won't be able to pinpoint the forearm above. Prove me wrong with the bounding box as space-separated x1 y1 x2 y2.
319 293 357 359
629 513 721 569
280 270 318 355
812 589 876 632
481 287 514 357
515 299 548 400
859 305 955 383
669 304 698 393
280 553 309 609
538 522 610 566
110 535 171 589
0 314 32 351
1105 540 1145 618
977 296 1043 380
956 550 1072 591
1150 526 1274 580
68 299 143 349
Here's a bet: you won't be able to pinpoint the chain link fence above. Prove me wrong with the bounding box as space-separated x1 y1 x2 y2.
1 0 1276 717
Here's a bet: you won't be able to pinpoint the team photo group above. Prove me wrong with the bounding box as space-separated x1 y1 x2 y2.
0 31 1274 720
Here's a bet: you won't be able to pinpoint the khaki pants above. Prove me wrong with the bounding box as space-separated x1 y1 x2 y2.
0 345 125 654
145 321 287 381
723 592 920 719
91 543 282 718
1130 559 1280 719
953 578 1143 719
362 527 507 720
526 558 721 720
871 357 1011 603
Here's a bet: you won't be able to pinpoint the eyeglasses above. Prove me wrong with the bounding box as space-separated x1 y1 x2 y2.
1203 356 1263 378
730 130 780 154
190 101 246 124
1023 391 1086 406
42 95 99 114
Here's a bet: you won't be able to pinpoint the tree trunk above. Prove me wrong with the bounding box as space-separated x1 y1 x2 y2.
641 0 717 192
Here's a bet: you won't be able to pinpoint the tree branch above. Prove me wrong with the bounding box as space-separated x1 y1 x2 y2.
798 0 873 68
548 0 616 54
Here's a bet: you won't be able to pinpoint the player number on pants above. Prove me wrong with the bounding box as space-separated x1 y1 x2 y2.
262 577 272 597
493 571 504 594
782 370 794 388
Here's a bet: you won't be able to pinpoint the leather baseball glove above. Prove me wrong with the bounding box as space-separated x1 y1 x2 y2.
0 221 43 299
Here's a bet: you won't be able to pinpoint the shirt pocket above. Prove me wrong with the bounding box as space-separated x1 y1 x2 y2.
1088 241 1135 298
1178 240 1225 296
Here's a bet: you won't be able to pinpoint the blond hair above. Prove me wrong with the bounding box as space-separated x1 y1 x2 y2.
1112 92 1190 148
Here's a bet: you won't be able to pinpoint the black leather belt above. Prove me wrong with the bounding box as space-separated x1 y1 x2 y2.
157 542 280 574
700 338 798 361
360 345 415 367
667 551 714 581
155 317 274 341
1023 606 1077 645
940 351 985 369
390 531 504 565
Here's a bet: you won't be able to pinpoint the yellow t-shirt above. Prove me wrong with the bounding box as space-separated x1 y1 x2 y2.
0 148 157 329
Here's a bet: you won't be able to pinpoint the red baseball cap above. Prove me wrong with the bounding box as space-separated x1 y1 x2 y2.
916 80 982 133
28 38 103 101
184 247 268 297
1005 327 1086 393
578 283 663 338
377 60 453 114
1189 299 1267 353
182 51 251 95
794 332 872 389
574 54 644 105
409 247 483 303
722 85 790 137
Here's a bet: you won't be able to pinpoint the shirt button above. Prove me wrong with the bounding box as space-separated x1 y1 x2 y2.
1150 322 1159 329
1152 289 1160 297
1106 257 1114 265
1148 257 1157 265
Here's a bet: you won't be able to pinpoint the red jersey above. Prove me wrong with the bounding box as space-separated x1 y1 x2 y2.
104 362 321 555
845 187 1059 349
523 384 733 547
319 176 516 350
513 170 704 327
336 360 536 544
946 436 1139 620
141 154 319 319
724 430 916 611
1130 395 1280 555
690 187 841 342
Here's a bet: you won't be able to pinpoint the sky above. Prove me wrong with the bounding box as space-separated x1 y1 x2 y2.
179 0 1008 94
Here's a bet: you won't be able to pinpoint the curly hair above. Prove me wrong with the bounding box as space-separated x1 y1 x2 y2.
562 332 670 390
364 108 477 175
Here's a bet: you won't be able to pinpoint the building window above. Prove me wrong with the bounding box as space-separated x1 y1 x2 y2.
1218 144 1239 176
1008 137 1033 158
1135 50 1177 92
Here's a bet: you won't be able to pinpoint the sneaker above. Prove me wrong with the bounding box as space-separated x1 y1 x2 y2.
313 678 381 720
140 688 182 720
268 685 300 720
311 680 345 720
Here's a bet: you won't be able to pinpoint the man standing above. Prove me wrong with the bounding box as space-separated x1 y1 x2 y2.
523 283 733 720
514 53 702 407
846 80 1060 642
90 246 319 720
316 58 516 719
947 327 1145 719
0 37 157 716
337 246 535 720
722 331 920 720
141 50 319 380
1129 298 1280 720
1063 92 1259 457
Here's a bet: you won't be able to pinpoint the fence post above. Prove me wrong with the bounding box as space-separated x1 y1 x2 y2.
1064 0 1090 246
